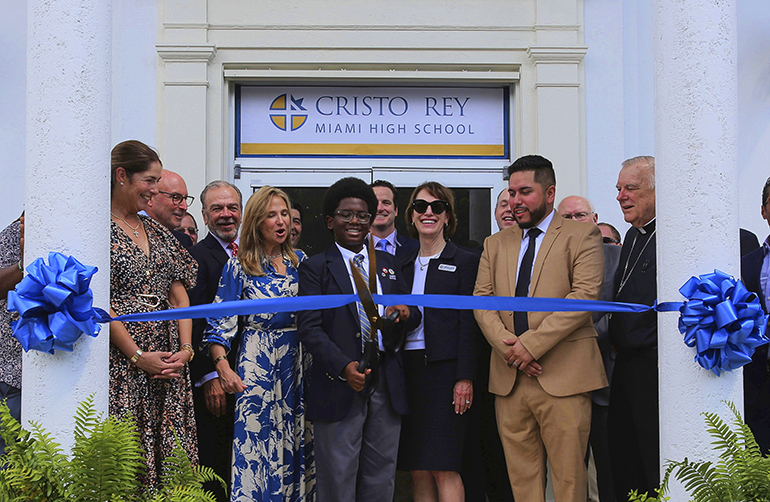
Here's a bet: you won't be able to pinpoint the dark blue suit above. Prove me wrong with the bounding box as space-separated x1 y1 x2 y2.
395 232 419 262
398 241 482 478
741 245 770 453
297 246 419 422
399 241 481 379
172 229 193 248
298 244 420 501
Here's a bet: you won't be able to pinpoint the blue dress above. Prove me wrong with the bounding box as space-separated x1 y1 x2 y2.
203 252 315 502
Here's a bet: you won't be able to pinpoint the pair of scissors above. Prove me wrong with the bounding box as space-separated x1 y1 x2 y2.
350 239 397 397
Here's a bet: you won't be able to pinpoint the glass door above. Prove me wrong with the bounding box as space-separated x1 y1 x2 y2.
232 167 505 256
371 168 505 251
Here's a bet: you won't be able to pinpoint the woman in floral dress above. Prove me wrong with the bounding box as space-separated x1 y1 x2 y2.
203 186 314 502
108 140 199 490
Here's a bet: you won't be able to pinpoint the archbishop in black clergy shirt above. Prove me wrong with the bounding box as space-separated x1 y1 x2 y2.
607 156 659 501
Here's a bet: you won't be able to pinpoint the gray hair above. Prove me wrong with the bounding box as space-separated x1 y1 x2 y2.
621 156 655 190
200 180 242 209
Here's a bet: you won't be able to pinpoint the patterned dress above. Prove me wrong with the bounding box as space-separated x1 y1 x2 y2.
203 253 315 502
109 215 199 490
0 219 22 391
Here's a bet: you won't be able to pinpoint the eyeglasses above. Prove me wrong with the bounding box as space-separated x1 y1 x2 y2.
412 199 450 215
561 212 592 220
603 236 620 244
158 191 195 206
335 210 372 223
179 226 198 235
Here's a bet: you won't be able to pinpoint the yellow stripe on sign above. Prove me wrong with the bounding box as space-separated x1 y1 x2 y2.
240 143 504 156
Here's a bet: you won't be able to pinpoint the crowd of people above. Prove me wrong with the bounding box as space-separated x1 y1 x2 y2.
2 141 768 502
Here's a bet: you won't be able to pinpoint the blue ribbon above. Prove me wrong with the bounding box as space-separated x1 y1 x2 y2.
113 294 655 322
10 252 767 377
7 252 108 354
676 270 769 375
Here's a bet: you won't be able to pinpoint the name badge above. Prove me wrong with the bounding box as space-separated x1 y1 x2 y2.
438 264 457 272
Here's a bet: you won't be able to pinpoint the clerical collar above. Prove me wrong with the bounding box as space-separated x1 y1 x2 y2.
638 218 656 235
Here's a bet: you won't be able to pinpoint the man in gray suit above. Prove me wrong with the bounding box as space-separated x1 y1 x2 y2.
557 195 621 502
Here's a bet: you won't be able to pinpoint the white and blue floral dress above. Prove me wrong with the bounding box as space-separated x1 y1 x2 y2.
203 252 315 502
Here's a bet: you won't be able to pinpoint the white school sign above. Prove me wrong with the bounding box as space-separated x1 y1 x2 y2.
237 86 508 159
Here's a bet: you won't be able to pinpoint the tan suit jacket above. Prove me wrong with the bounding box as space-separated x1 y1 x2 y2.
474 213 608 397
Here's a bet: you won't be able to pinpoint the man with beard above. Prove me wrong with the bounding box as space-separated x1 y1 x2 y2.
144 169 194 247
370 180 419 259
474 155 606 502
187 180 243 502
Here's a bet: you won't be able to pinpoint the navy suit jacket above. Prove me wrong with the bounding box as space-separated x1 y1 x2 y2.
400 241 482 382
172 229 193 248
188 233 238 382
297 245 421 422
741 245 768 406
591 243 622 406
395 232 419 261
741 228 761 257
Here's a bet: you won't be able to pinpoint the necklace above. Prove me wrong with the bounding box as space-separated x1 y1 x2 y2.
417 243 446 271
265 253 282 259
111 212 141 238
617 228 656 295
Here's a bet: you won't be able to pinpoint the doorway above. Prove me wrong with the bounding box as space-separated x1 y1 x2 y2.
233 168 504 256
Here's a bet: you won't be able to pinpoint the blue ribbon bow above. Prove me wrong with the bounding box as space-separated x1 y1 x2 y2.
7 252 108 354
678 270 769 375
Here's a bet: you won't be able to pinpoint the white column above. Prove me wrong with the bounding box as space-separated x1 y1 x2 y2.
655 0 740 499
23 0 112 452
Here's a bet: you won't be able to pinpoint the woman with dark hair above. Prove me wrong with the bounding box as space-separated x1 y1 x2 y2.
108 140 199 490
203 186 314 502
398 181 481 502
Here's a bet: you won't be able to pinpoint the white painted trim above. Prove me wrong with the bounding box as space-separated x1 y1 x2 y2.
223 69 520 82
182 23 540 32
527 46 588 63
156 44 216 61
163 81 210 87
535 82 581 87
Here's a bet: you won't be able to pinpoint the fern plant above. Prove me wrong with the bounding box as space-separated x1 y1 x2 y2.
0 403 69 502
148 430 225 502
628 401 770 502
0 396 225 502
65 396 146 501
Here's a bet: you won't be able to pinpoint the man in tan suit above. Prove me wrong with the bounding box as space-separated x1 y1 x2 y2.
474 155 607 502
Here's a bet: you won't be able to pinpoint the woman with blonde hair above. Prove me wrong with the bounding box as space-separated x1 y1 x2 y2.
203 186 314 501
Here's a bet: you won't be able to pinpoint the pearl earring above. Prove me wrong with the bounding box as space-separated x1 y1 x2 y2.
120 182 124 186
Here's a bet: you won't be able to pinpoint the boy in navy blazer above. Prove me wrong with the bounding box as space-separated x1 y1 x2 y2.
298 177 420 502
